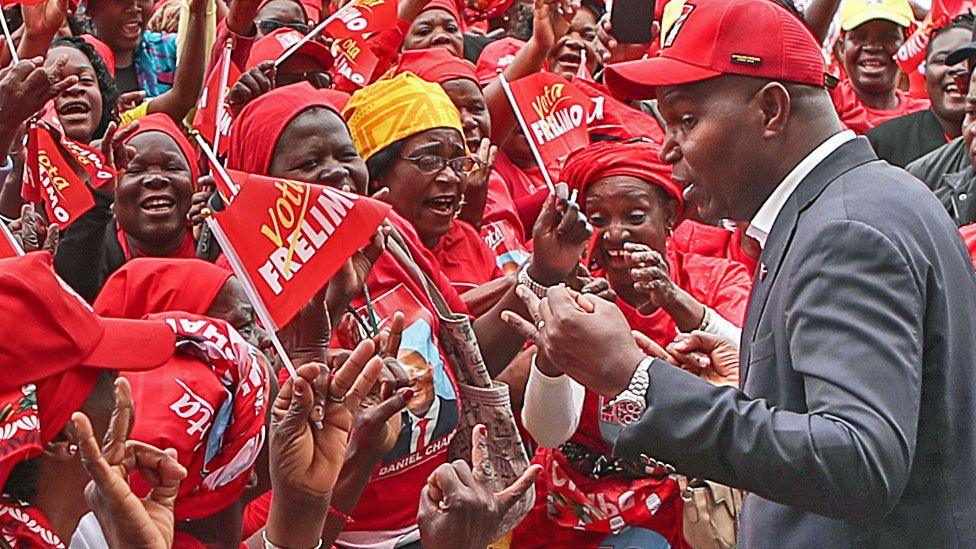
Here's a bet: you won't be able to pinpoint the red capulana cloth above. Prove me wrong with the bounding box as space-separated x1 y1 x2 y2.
227 82 350 174
393 47 478 84
561 140 685 213
830 78 931 134
93 258 232 317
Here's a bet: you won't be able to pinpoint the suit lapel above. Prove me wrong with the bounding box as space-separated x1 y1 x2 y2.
740 138 878 384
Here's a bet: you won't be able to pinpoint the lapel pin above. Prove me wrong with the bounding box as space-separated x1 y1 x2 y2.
759 263 768 281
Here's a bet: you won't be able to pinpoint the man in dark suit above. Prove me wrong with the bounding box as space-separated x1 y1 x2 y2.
503 0 976 546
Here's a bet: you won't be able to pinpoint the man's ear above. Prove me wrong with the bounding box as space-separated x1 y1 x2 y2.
757 82 791 140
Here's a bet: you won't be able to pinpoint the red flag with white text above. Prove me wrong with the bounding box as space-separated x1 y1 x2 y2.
331 35 380 89
896 0 975 74
210 170 390 328
24 123 96 228
506 72 590 169
325 0 399 40
39 108 116 189
572 78 665 143
192 54 241 156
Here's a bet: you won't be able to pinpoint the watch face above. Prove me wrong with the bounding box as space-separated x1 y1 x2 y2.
608 399 645 426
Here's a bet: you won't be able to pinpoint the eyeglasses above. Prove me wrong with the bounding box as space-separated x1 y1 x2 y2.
400 154 483 176
257 19 310 35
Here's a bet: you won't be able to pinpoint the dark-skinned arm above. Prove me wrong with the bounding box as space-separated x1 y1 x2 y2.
802 0 842 43
147 0 208 123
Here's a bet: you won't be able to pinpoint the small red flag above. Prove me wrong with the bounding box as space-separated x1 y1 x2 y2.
39 109 116 189
25 123 96 228
325 0 399 40
572 78 665 143
506 72 590 169
192 52 241 156
210 170 390 328
331 36 380 89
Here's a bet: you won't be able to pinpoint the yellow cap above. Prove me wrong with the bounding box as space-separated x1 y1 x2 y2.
839 0 914 31
343 72 464 162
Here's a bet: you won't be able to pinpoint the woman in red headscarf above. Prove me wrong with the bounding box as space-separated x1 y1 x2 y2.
93 258 272 549
512 140 751 549
402 0 465 57
55 112 202 301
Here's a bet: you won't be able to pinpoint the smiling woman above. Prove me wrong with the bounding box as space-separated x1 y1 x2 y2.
45 37 120 143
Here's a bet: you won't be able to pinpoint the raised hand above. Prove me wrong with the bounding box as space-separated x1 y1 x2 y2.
66 377 187 549
667 331 740 387
325 222 390 326
21 0 69 43
226 61 276 116
8 203 59 253
418 424 543 549
0 56 78 128
91 120 140 193
624 242 679 312
528 183 593 285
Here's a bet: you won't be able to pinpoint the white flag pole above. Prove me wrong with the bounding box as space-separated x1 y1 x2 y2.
0 0 20 65
205 214 300 381
274 10 340 68
498 73 555 192
211 38 234 156
194 132 239 199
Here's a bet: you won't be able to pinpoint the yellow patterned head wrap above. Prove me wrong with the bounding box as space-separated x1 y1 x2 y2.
343 71 464 162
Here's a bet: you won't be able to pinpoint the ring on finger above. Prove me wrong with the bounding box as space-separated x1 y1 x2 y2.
327 392 347 404
536 319 546 330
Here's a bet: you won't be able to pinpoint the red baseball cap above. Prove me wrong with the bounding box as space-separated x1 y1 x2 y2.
0 252 175 489
604 0 826 100
246 28 334 72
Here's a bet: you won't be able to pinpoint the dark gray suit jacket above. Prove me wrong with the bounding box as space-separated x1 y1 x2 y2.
614 138 976 547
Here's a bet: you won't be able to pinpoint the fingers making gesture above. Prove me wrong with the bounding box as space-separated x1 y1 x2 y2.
66 377 187 549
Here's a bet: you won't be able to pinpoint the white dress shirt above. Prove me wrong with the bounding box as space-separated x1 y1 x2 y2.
746 131 857 248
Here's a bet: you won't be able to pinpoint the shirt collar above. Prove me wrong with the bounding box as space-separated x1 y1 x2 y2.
746 130 856 248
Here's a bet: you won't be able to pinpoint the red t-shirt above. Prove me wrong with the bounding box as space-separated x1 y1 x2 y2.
669 220 759 278
830 78 930 134
959 223 976 269
512 248 751 548
481 170 530 274
431 219 504 294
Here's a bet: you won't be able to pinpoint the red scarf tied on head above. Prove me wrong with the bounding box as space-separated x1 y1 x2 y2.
227 82 350 175
116 113 201 260
421 0 464 26
561 140 685 213
93 258 232 318
393 47 478 85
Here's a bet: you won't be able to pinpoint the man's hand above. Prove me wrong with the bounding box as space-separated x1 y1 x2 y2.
667 331 740 387
418 424 543 549
503 285 645 397
67 377 187 549
595 15 656 65
8 203 59 253
528 183 593 285
0 56 78 128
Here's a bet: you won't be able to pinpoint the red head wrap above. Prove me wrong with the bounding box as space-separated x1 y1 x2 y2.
93 258 232 318
561 140 685 214
394 47 478 85
421 0 463 22
80 34 116 76
475 37 525 85
123 113 200 184
227 82 350 175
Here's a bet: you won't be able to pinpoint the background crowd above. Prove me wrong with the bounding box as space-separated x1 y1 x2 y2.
0 0 973 546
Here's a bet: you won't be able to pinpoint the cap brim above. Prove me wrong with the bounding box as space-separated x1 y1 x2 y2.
297 43 334 71
947 42 976 67
605 57 722 101
82 318 175 371
841 11 911 31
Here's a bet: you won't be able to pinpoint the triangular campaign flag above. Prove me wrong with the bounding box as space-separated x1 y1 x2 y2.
331 35 381 89
325 0 399 40
505 72 590 169
896 0 975 74
209 170 391 329
24 123 96 229
572 78 665 143
192 45 241 156
39 109 116 189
